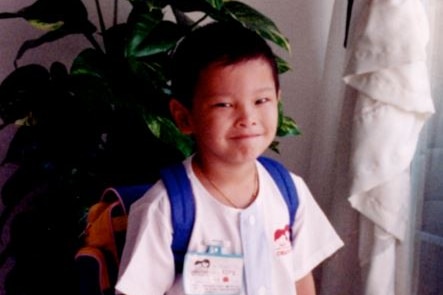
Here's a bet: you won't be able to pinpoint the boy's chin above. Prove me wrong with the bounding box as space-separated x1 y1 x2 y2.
228 149 268 164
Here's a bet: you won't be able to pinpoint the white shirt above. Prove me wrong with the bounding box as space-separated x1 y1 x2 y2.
116 157 343 295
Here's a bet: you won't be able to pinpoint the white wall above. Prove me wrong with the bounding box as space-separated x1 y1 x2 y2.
246 1 334 178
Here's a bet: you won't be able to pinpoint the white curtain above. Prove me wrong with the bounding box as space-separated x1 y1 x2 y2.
307 0 441 294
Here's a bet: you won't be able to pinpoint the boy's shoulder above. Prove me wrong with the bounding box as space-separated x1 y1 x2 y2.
129 180 170 216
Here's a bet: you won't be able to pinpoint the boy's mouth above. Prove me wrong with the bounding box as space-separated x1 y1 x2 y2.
230 133 261 140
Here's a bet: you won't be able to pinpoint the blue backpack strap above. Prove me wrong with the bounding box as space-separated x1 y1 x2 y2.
160 162 195 274
258 156 299 228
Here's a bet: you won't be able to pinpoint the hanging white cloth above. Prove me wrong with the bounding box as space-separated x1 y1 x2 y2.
343 0 435 294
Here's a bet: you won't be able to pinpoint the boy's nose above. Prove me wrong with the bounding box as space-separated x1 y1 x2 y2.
236 105 257 127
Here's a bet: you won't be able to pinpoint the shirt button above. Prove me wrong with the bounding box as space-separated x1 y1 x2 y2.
248 215 256 225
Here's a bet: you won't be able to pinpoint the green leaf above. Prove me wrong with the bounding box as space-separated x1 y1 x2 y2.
125 8 163 57
275 55 291 74
6 0 97 63
128 21 184 58
204 0 224 10
277 101 301 137
0 64 50 124
167 0 215 13
69 74 115 114
223 1 291 52
277 115 301 137
143 113 195 156
71 49 106 79
269 141 281 154
28 19 64 31
129 58 167 86
144 0 170 10
15 0 91 26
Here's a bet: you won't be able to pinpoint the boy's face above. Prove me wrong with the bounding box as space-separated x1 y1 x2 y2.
173 58 280 165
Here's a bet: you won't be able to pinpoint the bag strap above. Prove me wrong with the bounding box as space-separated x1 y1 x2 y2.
258 156 299 228
160 157 298 274
107 184 152 215
160 162 195 274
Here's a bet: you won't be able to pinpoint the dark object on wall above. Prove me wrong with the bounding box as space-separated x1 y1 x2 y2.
344 0 354 47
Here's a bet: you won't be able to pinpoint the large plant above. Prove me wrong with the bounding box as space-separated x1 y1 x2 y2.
0 0 299 294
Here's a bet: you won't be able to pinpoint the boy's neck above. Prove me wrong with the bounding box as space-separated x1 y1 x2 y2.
192 154 256 181
192 154 259 209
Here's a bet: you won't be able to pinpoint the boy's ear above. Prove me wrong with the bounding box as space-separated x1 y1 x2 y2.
169 98 193 135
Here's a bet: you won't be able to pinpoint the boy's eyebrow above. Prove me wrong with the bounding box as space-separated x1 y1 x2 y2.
254 86 277 93
206 86 277 97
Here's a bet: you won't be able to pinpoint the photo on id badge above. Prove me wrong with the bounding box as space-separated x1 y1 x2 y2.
183 243 244 295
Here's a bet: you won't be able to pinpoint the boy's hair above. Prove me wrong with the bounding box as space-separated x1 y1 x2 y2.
170 21 280 108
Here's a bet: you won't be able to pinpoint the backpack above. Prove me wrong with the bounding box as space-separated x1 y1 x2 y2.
74 156 299 295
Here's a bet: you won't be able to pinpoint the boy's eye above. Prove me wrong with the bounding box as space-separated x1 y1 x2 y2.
212 102 233 108
256 97 271 104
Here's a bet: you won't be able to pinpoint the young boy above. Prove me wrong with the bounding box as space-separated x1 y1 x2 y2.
116 22 343 295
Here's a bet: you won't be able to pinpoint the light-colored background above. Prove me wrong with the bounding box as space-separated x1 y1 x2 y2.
1 1 442 295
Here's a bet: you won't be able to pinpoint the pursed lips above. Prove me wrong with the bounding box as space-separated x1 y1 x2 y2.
229 133 261 140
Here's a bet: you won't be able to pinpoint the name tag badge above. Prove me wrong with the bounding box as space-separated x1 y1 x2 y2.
183 244 244 295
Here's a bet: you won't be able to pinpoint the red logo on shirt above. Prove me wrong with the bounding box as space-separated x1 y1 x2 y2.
273 225 292 256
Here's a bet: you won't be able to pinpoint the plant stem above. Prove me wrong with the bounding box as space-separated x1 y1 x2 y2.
94 0 106 35
113 0 118 26
84 33 104 54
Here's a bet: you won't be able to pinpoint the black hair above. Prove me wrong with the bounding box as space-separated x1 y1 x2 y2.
170 21 279 108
